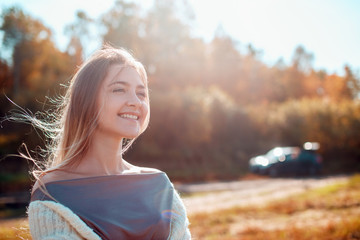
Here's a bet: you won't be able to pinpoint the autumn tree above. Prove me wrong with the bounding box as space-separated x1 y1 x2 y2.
283 46 313 99
344 65 360 99
140 0 195 89
1 7 73 104
208 26 244 101
65 10 93 66
302 70 325 98
323 73 352 101
0 59 13 92
100 0 142 53
1 7 51 96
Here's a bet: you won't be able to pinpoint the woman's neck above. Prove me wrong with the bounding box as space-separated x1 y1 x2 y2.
73 130 128 176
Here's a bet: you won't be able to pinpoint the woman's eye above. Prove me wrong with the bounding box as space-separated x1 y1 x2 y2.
137 92 146 98
113 88 125 93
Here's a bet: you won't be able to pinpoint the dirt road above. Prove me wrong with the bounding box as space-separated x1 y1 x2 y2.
175 175 349 215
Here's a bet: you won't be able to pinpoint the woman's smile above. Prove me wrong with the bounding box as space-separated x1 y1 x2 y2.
118 113 140 120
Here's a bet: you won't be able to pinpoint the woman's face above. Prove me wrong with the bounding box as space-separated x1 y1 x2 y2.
96 64 149 139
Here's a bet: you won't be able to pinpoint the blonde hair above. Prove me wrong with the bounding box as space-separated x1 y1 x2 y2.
11 45 149 185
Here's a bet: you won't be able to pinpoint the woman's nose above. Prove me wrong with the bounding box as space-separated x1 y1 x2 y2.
126 92 141 107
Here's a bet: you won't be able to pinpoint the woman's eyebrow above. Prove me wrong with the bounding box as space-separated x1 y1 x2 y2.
108 81 127 87
108 81 145 89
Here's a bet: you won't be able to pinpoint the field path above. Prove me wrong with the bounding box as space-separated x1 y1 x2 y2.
175 175 349 215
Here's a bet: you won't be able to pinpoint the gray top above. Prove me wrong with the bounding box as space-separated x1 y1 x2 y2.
31 172 174 240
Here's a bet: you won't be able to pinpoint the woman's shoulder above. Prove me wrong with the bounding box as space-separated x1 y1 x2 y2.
31 170 81 194
123 161 163 175
134 166 163 174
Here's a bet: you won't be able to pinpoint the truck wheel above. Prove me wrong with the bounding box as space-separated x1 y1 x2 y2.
269 167 278 177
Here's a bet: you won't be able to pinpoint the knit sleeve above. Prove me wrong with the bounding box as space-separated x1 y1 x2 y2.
168 190 191 240
28 201 101 240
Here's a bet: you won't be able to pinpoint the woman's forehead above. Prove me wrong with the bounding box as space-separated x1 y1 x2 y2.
106 64 146 87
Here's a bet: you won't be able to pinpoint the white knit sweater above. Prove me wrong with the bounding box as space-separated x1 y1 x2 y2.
28 190 191 240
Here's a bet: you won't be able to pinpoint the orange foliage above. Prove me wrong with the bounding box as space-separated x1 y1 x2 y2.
324 74 352 101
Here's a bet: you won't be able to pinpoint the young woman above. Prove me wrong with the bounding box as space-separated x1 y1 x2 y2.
27 46 191 239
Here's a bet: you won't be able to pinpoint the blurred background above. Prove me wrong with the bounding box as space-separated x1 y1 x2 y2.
0 0 360 239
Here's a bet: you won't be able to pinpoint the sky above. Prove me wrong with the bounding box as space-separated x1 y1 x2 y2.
1 0 359 75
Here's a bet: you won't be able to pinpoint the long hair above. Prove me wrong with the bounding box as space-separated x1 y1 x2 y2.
10 46 149 183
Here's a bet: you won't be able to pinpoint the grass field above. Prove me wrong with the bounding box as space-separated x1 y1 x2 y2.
189 174 360 240
0 174 359 240
0 218 30 240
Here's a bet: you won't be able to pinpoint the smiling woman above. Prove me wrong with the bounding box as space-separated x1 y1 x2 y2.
23 45 191 239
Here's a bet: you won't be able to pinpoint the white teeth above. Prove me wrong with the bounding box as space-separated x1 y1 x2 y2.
120 114 139 120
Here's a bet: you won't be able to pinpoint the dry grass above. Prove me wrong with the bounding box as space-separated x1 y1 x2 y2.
0 218 30 240
189 174 360 240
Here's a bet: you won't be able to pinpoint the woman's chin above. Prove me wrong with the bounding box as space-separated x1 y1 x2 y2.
120 130 141 139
